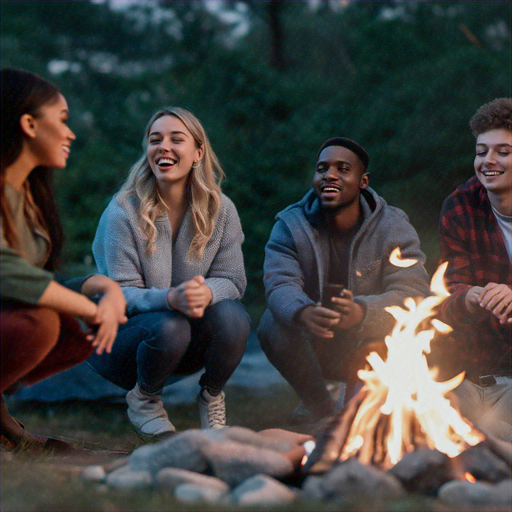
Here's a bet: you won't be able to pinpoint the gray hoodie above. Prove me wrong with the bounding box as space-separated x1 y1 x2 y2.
263 187 430 342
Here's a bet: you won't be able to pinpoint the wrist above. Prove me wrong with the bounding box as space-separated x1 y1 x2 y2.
166 288 176 309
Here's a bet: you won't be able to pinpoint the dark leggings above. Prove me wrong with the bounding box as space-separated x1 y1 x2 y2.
0 305 94 394
88 300 251 394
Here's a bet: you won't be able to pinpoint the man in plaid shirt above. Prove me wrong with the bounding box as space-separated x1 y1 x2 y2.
438 98 511 442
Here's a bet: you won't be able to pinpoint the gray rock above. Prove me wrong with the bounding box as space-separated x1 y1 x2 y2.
389 448 452 495
231 474 298 506
129 429 211 474
201 426 307 453
105 465 153 489
80 465 106 483
156 467 229 492
453 444 511 483
302 458 405 507
201 439 295 486
174 483 228 504
439 479 512 508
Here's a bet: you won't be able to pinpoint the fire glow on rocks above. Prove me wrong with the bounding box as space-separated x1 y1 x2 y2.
307 249 485 473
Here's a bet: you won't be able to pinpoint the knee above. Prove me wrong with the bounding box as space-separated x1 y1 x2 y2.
158 315 190 350
19 307 61 351
210 300 251 344
257 310 293 357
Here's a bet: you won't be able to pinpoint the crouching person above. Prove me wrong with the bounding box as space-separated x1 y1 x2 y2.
438 98 512 442
1 68 127 452
258 137 430 424
89 107 250 439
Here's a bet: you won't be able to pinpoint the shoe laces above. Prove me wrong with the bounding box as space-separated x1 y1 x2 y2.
205 395 226 427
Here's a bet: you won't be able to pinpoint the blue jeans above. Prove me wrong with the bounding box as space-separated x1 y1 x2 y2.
88 300 250 394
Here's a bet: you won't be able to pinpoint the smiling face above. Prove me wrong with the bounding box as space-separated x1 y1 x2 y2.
313 145 369 213
474 128 512 197
29 93 75 169
147 115 203 191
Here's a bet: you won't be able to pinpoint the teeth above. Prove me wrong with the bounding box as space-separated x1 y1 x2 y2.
323 187 339 193
157 158 176 165
483 171 504 176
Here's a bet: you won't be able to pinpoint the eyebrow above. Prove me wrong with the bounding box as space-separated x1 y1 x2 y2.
476 143 512 147
317 159 352 166
149 130 189 137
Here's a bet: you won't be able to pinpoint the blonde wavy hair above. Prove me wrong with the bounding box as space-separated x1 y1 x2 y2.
119 107 225 259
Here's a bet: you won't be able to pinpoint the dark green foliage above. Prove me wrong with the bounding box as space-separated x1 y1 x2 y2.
2 0 510 320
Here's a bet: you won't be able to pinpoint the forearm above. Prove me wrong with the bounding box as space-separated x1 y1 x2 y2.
37 281 97 319
80 274 120 297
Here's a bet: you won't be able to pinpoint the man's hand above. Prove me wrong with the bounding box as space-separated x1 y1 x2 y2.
464 286 484 315
330 289 365 330
298 304 340 339
167 275 213 318
479 283 512 325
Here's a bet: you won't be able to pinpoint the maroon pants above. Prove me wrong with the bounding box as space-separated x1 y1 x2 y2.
0 305 94 394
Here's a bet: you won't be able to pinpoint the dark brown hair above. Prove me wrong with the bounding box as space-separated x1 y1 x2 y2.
469 98 512 137
1 68 64 270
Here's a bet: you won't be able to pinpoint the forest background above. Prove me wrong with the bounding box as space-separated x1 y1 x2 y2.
2 0 511 322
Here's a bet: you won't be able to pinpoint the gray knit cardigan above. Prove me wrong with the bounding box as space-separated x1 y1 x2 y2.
93 193 246 316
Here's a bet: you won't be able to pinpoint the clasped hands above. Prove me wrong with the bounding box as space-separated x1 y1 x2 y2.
465 283 512 325
299 289 364 339
167 275 213 319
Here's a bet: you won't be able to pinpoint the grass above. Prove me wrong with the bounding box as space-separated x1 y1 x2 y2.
1 386 506 512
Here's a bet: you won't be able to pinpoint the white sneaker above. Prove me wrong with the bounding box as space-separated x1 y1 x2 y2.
198 389 226 430
126 384 176 438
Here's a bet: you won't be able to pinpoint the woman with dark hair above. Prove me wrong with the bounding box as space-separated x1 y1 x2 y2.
90 107 250 439
1 68 127 452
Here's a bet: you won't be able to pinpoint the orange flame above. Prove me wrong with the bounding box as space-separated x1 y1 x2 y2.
464 472 476 483
389 247 418 268
339 258 484 469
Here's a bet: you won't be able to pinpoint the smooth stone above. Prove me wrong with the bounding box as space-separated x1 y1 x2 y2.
105 465 153 489
201 439 294 486
80 465 106 483
129 429 210 474
174 483 228 504
302 458 405 506
231 474 298 506
439 479 512 507
156 467 229 492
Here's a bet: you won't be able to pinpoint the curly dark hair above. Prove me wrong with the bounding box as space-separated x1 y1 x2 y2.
469 98 512 137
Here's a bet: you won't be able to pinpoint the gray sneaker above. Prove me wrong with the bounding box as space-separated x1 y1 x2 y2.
126 384 176 438
198 389 226 429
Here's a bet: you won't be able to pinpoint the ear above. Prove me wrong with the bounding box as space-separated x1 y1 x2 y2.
19 114 37 139
360 172 370 190
194 144 205 164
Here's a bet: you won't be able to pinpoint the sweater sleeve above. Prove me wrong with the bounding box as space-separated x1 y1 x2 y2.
263 219 316 326
0 228 53 305
354 209 431 341
92 201 170 316
205 198 247 303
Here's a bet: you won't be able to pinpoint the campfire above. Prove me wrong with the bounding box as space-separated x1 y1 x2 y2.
303 249 485 474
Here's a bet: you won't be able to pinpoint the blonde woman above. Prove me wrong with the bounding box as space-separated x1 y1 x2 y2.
89 107 250 438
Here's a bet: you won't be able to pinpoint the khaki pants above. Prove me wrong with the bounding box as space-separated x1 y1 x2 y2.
450 377 512 443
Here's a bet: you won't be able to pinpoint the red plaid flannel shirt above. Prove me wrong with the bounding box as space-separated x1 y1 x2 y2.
438 176 511 379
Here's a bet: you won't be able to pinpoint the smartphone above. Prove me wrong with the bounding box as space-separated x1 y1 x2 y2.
321 283 346 310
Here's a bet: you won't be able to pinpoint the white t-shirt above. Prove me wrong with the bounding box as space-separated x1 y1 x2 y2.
492 206 512 263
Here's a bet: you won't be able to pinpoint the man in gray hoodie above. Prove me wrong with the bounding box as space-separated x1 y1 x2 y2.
258 137 430 423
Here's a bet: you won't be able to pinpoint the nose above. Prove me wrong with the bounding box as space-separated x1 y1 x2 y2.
484 150 497 165
68 128 76 141
324 165 337 179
